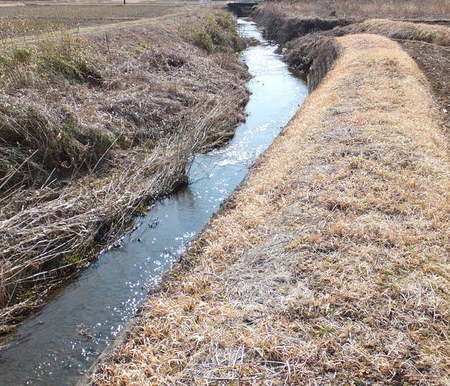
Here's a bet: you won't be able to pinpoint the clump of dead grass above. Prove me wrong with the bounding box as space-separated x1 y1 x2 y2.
90 32 449 385
189 11 247 53
0 35 107 190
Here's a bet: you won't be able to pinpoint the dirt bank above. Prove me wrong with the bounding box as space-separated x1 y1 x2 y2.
400 41 449 134
0 10 249 336
255 5 449 133
89 19 449 386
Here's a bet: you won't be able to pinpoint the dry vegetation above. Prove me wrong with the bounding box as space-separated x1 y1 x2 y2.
329 18 450 46
0 10 249 333
256 1 450 130
0 1 204 42
90 31 449 384
0 18 65 39
2 0 449 383
261 0 450 20
0 2 195 39
90 1 449 384
255 2 450 45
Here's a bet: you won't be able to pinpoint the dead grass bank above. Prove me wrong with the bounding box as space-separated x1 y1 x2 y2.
90 31 449 384
0 10 249 335
259 0 450 20
329 18 450 46
255 4 449 133
256 4 450 46
0 1 197 39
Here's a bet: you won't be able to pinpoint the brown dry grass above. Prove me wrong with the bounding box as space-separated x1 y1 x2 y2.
90 33 449 384
256 3 450 46
256 3 450 130
262 0 450 20
0 11 249 332
0 1 204 40
332 18 450 46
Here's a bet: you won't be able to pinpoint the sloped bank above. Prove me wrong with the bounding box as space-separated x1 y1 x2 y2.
0 10 249 336
90 16 449 386
254 5 449 130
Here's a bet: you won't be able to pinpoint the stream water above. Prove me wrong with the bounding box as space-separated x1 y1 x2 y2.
0 19 308 385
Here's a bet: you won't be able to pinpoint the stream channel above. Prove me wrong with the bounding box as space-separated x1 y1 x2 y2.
0 19 308 385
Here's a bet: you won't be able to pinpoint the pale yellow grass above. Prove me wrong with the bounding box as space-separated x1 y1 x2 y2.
91 34 449 384
262 0 450 19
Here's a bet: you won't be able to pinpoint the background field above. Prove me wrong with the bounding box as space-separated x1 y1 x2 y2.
263 0 450 20
0 0 206 39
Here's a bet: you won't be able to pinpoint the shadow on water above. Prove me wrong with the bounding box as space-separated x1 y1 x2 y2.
0 19 308 385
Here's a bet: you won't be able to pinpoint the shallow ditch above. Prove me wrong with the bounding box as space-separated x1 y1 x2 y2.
0 19 308 385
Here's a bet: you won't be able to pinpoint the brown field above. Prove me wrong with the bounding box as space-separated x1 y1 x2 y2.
0 1 202 39
262 0 450 20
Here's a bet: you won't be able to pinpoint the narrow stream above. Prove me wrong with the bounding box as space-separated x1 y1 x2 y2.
0 19 308 385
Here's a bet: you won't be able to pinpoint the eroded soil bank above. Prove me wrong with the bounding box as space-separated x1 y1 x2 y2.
0 10 249 335
90 6 449 385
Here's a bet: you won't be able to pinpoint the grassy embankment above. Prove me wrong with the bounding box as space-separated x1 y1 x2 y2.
90 2 449 384
0 9 249 335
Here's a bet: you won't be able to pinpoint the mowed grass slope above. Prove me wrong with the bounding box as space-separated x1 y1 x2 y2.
90 34 449 384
